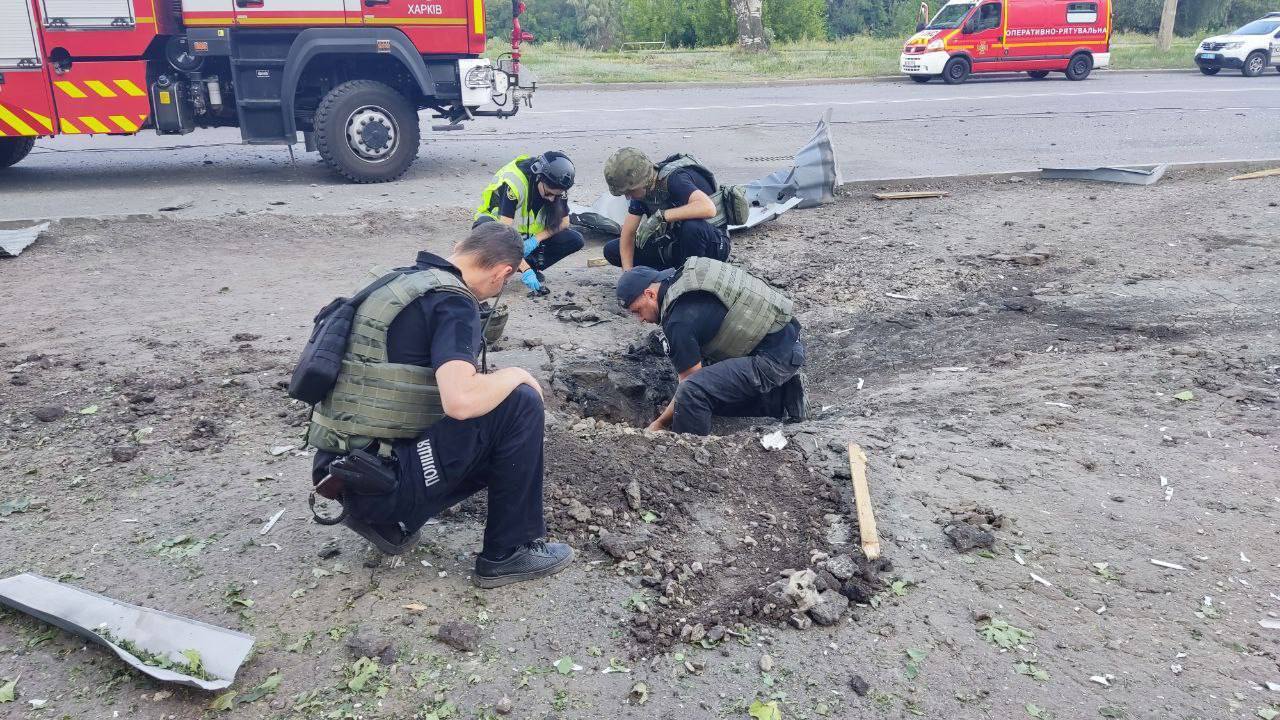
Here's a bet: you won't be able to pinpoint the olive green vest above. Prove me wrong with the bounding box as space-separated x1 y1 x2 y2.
660 257 794 363
635 154 748 249
307 268 476 453
474 155 547 237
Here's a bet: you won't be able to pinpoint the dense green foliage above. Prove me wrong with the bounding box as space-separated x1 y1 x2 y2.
485 0 1269 49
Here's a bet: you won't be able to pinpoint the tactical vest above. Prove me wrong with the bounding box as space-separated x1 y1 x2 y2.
634 155 749 249
660 257 794 363
474 155 548 237
307 268 477 454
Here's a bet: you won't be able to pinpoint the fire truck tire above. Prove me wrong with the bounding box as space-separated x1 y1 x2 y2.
941 57 970 84
314 80 419 184
1064 52 1093 81
1026 70 1050 79
0 138 36 170
1241 51 1267 77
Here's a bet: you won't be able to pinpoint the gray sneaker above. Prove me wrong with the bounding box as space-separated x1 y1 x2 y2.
473 540 574 589
782 372 808 422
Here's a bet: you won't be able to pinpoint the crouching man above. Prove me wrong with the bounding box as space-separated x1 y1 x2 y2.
305 223 572 588
616 257 808 435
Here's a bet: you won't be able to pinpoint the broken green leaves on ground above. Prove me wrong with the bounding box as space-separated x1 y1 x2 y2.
1015 660 1050 682
1026 703 1054 719
93 627 215 680
554 656 576 675
979 618 1034 649
904 648 926 680
152 534 212 560
347 657 380 692
0 676 17 702
749 699 783 720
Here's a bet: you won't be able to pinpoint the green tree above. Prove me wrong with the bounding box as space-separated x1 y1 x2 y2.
568 0 622 48
763 0 827 41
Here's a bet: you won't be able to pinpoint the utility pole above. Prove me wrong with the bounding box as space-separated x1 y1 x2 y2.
1157 0 1178 51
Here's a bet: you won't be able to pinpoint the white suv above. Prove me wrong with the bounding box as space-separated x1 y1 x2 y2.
1195 13 1280 77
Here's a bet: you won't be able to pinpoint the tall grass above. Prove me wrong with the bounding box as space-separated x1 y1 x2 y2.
495 33 1207 84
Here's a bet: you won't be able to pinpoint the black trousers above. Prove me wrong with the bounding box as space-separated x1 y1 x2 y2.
472 216 584 272
603 219 730 270
337 385 547 556
671 341 805 436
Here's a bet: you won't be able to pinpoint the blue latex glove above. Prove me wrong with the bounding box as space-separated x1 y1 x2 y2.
522 236 539 256
521 268 542 292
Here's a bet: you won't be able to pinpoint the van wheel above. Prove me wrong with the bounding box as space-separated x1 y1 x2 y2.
314 79 420 184
1242 51 1267 77
0 137 35 170
1064 53 1093 81
1199 66 1220 75
910 75 931 83
1027 70 1050 79
942 57 970 84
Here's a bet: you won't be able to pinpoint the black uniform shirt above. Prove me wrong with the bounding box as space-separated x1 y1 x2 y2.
496 159 569 226
657 282 800 374
384 251 481 370
628 168 713 216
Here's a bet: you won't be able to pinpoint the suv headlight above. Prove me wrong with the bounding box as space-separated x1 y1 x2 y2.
1222 41 1243 50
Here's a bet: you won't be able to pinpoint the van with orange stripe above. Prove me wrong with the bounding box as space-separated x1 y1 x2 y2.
900 0 1111 84
0 0 536 181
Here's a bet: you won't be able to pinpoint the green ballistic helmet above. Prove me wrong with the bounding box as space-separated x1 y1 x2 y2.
604 147 656 196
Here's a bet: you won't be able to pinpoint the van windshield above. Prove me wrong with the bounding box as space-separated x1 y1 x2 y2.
928 3 975 29
1232 19 1280 35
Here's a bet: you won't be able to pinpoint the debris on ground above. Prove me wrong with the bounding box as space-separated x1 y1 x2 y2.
436 621 481 652
0 222 49 258
1040 164 1167 185
0 574 253 690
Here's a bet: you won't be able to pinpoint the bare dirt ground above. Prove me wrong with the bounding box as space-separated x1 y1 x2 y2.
1 167 1278 720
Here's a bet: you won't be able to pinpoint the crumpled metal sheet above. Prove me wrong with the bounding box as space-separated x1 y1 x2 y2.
745 108 842 209
1040 164 1167 185
0 573 255 691
0 222 49 258
570 109 841 237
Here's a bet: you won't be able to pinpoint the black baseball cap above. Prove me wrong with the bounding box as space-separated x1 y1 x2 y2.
616 266 674 308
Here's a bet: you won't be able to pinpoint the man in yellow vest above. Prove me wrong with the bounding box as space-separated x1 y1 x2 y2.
475 151 584 295
302 222 573 588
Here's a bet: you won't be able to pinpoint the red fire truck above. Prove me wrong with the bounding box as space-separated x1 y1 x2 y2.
0 0 534 181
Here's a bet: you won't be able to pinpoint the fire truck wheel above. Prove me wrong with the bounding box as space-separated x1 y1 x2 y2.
0 137 36 170
941 57 970 84
910 75 932 83
314 80 420 183
1241 51 1267 77
1064 53 1093 81
1026 70 1050 79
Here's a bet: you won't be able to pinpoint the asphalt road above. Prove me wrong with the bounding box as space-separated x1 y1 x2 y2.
2 69 1277 222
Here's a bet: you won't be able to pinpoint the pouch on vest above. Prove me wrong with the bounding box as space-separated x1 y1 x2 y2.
287 273 402 404
634 213 671 250
720 184 751 226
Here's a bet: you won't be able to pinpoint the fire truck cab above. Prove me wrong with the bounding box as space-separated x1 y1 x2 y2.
901 0 1112 84
0 0 534 181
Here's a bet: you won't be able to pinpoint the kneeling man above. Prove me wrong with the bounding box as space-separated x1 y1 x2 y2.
616 257 807 435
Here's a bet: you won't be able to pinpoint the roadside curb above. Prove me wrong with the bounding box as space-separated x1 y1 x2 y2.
537 67 1196 91
838 157 1280 189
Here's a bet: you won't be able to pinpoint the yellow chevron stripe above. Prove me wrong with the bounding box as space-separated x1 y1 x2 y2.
0 127 7 137
59 118 82 134
55 81 87 98
79 116 110 133
0 105 39 136
84 80 118 98
473 0 483 34
25 109 54 132
109 115 139 132
114 79 146 97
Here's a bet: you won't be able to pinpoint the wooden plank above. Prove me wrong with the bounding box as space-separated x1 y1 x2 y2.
847 443 880 560
1230 167 1280 181
872 191 950 200
586 257 608 268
